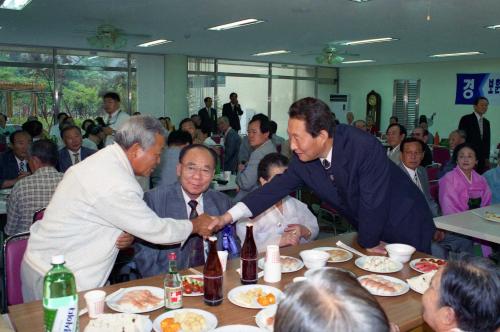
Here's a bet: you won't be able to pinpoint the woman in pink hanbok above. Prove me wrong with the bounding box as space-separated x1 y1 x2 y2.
434 143 492 258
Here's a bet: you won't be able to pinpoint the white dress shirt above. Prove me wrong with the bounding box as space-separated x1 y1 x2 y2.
105 110 130 146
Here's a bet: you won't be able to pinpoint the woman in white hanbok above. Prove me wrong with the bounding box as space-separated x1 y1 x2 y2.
236 153 319 252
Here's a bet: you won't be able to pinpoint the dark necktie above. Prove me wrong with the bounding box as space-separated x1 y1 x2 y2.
18 160 26 173
73 153 80 164
322 159 331 170
188 200 205 266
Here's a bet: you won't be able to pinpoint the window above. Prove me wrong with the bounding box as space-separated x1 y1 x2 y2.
392 79 420 131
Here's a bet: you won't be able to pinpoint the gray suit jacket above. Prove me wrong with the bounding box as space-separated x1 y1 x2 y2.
399 163 439 217
223 128 241 173
234 139 277 202
133 182 236 277
387 145 401 164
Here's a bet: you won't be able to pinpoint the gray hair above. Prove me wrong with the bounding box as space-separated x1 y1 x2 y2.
115 115 167 150
353 119 366 126
450 129 467 140
275 268 390 332
217 116 230 125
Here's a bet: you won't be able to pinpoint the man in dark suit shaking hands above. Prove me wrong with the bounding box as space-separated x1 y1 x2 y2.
458 97 491 174
210 97 436 253
222 92 243 132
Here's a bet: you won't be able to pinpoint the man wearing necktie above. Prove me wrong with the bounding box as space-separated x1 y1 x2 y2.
0 130 31 189
222 92 243 132
459 97 491 174
57 125 95 172
102 92 130 146
133 144 239 277
211 97 436 254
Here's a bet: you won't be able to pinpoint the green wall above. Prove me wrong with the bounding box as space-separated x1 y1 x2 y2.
164 54 188 127
339 58 499 149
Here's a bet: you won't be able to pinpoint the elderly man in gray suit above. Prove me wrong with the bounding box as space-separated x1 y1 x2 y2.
134 144 239 277
234 114 277 202
217 116 241 173
398 137 438 217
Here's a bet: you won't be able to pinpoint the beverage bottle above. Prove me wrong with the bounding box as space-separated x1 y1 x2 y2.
164 252 183 309
240 224 258 284
203 236 223 306
43 255 78 332
434 132 440 145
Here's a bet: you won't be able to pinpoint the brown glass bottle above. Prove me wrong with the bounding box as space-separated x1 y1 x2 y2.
240 224 258 284
203 236 223 306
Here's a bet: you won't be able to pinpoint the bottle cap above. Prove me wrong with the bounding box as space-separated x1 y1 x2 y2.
246 223 253 228
209 236 217 242
168 252 176 260
51 255 65 265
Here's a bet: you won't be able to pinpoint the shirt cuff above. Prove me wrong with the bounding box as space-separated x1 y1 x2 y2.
228 202 252 223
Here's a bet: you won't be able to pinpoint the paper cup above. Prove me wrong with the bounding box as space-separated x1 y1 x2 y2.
265 245 280 264
217 250 228 272
224 171 231 181
84 290 106 318
264 262 282 283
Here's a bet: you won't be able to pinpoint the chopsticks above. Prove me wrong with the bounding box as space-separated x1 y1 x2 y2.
188 268 203 275
336 241 367 257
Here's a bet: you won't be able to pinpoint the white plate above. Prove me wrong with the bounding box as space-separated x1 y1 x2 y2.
85 313 152 332
257 256 304 273
407 270 437 294
181 274 204 297
358 275 409 297
212 325 266 332
153 308 218 332
255 305 277 331
314 247 353 263
106 286 164 314
228 285 283 309
409 258 446 274
354 256 403 273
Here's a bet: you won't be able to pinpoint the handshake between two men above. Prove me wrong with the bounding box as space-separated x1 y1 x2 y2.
191 212 233 238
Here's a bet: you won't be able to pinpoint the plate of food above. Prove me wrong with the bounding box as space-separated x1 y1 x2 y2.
84 313 152 332
407 270 437 294
409 258 446 273
257 256 304 273
314 247 353 263
106 286 163 314
484 211 500 223
212 326 265 332
255 305 277 331
153 308 217 332
358 274 409 297
354 256 403 273
182 275 204 296
228 285 282 309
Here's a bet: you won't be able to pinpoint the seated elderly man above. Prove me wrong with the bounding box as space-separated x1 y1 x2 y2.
353 119 367 131
386 123 407 164
438 129 466 179
134 144 239 277
217 116 241 173
275 268 395 332
234 114 276 202
5 140 63 236
21 116 213 301
399 138 438 217
422 256 499 332
411 127 433 167
58 125 95 172
0 130 32 189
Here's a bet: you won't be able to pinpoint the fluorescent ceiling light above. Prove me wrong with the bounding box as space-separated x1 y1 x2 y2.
348 0 371 2
0 0 32 10
208 19 264 31
485 24 500 30
343 37 397 46
137 39 171 47
252 50 290 56
87 56 99 60
430 51 483 58
341 60 375 64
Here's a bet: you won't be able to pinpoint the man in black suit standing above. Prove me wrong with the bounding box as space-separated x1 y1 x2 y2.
198 97 218 136
209 97 436 254
222 92 243 132
458 97 491 174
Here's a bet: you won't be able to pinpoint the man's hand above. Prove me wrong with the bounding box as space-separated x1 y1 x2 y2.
433 230 446 242
366 242 387 255
116 232 134 249
103 126 114 136
238 163 246 172
208 212 232 233
191 213 215 238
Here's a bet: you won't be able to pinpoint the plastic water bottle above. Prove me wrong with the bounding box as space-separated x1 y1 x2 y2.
43 255 78 332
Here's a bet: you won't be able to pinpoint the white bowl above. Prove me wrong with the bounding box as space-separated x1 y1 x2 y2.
299 250 330 269
385 243 416 263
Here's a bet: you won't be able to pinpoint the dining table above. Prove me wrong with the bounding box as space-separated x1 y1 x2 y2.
433 204 500 244
7 232 429 331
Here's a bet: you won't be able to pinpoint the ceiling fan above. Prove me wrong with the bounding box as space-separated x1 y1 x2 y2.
302 43 360 65
76 24 151 50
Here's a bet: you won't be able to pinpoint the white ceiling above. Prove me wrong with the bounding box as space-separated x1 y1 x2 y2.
1 0 500 66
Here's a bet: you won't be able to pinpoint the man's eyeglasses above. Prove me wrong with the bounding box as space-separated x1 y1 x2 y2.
182 164 214 177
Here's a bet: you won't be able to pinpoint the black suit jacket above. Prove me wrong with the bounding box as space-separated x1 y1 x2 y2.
222 103 243 132
242 125 435 253
459 112 490 172
0 149 31 188
57 147 96 173
198 107 218 135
